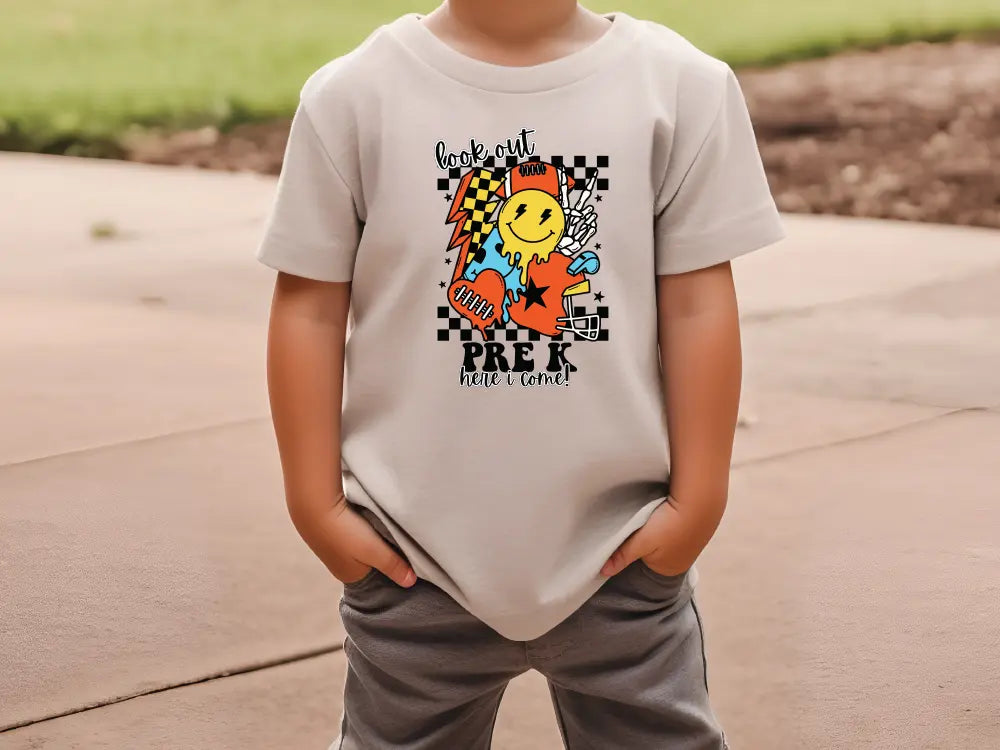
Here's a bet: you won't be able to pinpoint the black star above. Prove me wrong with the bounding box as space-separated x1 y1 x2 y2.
522 277 549 310
595 194 603 202
445 194 453 201
444 257 452 265
594 291 604 302
439 281 446 288
594 242 602 250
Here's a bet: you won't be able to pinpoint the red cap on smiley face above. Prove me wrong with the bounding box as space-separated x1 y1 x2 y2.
503 161 575 200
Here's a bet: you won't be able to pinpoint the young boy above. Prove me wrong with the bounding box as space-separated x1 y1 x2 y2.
258 1 784 747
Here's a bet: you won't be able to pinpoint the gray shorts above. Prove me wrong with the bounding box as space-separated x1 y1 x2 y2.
330 515 727 749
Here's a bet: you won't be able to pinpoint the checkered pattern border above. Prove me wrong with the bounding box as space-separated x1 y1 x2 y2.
436 154 610 194
436 305 610 343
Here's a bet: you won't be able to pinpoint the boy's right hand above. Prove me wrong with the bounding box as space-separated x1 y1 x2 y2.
291 493 417 588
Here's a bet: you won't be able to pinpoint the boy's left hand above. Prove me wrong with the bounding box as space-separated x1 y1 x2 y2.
600 495 720 578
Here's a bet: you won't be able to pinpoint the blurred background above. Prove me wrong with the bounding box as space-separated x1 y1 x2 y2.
1 2 998 749
2 0 999 226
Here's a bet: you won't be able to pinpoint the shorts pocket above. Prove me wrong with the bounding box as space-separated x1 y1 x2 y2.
342 566 380 590
611 560 692 612
637 557 690 585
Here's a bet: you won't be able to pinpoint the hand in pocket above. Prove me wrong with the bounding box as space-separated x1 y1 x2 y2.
600 496 706 578
292 494 417 588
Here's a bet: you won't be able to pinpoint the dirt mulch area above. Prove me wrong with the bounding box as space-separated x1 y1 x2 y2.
126 39 1000 229
744 39 1000 228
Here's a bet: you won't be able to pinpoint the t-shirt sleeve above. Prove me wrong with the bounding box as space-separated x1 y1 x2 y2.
255 102 362 282
654 66 785 275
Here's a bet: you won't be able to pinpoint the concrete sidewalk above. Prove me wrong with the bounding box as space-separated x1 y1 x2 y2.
1 153 998 749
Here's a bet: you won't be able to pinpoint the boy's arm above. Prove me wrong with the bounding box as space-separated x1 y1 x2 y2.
266 272 416 587
601 260 741 576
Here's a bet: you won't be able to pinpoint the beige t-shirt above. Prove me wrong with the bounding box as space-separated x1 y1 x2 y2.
257 12 785 640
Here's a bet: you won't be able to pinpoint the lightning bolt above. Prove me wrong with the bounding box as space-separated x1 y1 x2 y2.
445 169 503 279
515 203 527 219
540 208 552 224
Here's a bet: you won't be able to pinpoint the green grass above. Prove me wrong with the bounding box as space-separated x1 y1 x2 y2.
2 0 998 155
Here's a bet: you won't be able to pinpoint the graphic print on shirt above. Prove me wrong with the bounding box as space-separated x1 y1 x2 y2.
434 130 610 388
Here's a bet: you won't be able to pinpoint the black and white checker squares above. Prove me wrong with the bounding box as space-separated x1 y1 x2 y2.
436 154 610 195
437 305 610 343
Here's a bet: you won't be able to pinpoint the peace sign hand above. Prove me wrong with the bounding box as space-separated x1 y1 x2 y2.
557 175 599 256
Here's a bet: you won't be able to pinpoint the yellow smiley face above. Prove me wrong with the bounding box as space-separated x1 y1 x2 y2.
497 189 565 258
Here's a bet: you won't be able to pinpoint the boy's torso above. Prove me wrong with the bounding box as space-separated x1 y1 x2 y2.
262 13 775 639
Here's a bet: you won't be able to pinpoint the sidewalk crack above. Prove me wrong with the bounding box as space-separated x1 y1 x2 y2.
0 643 343 733
733 405 990 469
0 416 269 471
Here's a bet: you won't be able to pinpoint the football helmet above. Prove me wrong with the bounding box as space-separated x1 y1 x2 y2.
557 296 602 340
507 252 602 340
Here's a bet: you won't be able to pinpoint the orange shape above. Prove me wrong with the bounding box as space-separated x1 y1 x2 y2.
507 253 585 337
449 270 504 335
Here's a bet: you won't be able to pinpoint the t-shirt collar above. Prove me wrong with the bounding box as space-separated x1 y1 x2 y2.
386 11 639 94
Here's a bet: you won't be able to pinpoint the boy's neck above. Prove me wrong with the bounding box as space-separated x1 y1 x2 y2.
422 0 609 66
